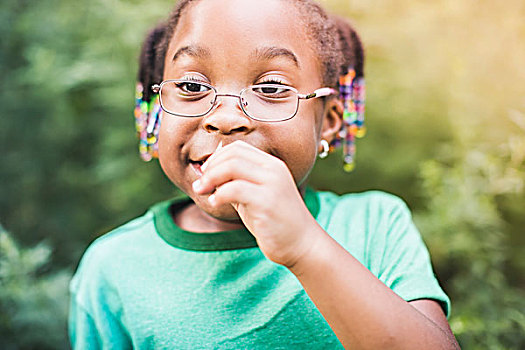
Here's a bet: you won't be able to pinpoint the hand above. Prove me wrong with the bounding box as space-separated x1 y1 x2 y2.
192 140 321 267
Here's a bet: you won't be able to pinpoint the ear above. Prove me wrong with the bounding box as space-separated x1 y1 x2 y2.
321 98 343 143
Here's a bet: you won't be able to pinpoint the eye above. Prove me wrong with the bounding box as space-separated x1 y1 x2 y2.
260 86 284 94
251 84 293 98
176 81 211 94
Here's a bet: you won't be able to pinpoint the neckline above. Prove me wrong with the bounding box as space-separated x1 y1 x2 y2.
152 187 320 251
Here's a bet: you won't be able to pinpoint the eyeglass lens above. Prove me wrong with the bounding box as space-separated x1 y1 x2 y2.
159 81 299 121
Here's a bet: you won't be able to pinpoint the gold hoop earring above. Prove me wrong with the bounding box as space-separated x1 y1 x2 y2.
319 139 330 159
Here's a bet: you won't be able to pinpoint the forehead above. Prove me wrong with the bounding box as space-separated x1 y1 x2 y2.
166 0 320 81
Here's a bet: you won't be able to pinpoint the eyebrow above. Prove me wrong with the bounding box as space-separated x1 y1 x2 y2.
171 45 300 68
172 45 211 62
252 46 300 68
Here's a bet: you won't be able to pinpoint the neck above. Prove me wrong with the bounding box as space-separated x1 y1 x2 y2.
172 184 308 233
174 202 245 233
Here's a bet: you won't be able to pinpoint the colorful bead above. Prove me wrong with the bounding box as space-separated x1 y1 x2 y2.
343 162 356 173
356 126 367 138
331 67 366 172
134 82 161 162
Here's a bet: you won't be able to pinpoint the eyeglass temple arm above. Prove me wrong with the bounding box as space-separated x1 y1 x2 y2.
298 88 336 100
151 84 334 99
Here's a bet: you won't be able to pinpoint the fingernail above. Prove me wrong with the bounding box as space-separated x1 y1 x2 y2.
202 142 221 172
208 194 216 206
192 179 202 192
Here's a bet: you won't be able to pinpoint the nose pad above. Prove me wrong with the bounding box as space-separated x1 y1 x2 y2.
208 95 246 113
202 96 253 135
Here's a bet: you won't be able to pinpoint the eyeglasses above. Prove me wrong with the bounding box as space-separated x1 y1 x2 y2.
151 80 335 122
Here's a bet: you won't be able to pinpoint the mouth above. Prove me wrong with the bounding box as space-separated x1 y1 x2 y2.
189 157 208 177
189 142 223 177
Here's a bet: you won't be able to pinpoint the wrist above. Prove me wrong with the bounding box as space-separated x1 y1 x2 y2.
286 223 332 277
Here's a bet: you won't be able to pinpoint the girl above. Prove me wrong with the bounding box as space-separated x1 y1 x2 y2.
69 0 459 348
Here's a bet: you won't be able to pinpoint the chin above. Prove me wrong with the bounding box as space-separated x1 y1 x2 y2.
195 196 242 222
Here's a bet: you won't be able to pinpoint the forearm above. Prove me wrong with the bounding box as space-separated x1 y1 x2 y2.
289 225 459 350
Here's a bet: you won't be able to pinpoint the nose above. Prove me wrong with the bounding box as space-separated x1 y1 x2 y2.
202 95 254 135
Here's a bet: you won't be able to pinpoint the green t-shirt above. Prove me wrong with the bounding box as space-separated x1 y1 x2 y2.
69 189 450 349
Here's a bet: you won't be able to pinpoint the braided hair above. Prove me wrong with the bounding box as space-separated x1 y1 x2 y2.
332 15 366 171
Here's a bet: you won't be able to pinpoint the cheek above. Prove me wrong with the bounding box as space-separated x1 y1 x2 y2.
274 122 319 183
158 124 177 172
158 121 178 156
287 105 325 182
157 118 190 180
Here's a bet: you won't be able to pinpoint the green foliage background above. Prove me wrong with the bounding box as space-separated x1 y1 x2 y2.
1 0 524 348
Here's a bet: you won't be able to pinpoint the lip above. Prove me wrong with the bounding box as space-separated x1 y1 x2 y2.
190 161 204 177
188 141 223 177
190 153 213 164
189 155 210 177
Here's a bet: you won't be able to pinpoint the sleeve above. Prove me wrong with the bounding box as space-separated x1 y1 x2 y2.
375 198 451 317
68 294 102 349
68 247 133 350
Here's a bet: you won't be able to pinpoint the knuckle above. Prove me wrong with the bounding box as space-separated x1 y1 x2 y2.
230 158 245 171
213 188 228 204
230 140 246 150
217 181 235 196
270 156 286 169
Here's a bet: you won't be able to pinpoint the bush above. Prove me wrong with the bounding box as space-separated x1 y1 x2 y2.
0 226 71 350
415 126 525 349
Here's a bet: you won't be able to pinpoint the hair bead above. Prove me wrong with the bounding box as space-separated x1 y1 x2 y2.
333 68 366 172
134 83 161 161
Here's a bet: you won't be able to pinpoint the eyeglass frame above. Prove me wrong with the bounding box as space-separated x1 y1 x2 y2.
151 80 336 122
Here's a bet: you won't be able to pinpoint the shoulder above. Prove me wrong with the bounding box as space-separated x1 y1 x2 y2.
317 190 411 225
314 190 417 261
318 189 408 207
314 190 451 315
83 211 155 261
70 210 157 294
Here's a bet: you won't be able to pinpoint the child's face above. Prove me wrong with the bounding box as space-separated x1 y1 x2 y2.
159 0 331 220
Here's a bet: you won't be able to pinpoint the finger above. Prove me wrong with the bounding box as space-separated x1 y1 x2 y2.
200 141 223 172
201 140 273 173
208 180 257 208
193 156 266 195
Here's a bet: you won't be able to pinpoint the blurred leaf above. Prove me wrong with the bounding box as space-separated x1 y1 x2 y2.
0 226 71 350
